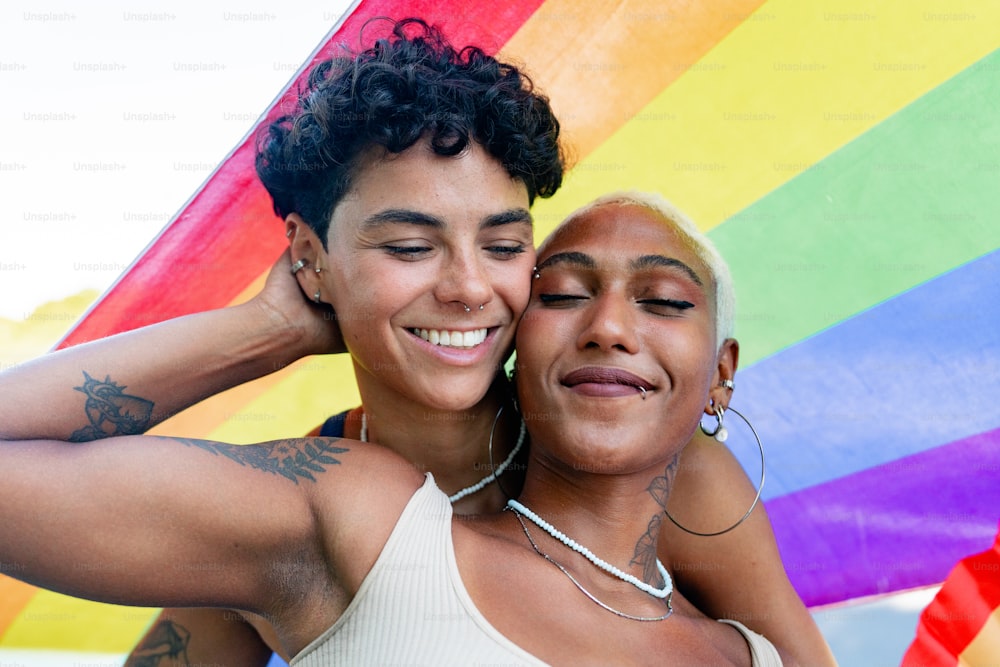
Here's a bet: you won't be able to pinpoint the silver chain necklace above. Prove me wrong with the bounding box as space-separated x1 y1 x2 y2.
508 506 674 622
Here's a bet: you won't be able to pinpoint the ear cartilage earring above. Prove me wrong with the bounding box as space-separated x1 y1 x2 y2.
671 405 765 537
285 228 294 238
313 290 322 304
314 266 322 274
719 379 735 390
290 259 307 275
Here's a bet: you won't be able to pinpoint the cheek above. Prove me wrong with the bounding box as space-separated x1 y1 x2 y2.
494 258 535 316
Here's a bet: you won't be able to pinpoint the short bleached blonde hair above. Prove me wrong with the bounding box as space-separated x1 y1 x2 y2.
555 191 736 347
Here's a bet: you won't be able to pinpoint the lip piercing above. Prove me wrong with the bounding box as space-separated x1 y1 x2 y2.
290 259 307 274
639 387 647 400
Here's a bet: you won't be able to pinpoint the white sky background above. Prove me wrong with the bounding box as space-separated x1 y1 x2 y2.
0 0 355 321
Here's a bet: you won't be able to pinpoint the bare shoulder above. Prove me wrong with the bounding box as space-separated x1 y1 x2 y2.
306 438 428 585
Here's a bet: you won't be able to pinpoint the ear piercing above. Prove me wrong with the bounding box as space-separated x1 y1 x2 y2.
719 379 735 390
290 259 307 274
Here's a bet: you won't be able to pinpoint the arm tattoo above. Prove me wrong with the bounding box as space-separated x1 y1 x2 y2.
68 371 154 442
126 620 190 667
630 453 680 586
174 436 349 485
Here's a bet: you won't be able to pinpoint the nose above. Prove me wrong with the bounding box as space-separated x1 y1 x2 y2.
433 249 494 312
576 291 639 353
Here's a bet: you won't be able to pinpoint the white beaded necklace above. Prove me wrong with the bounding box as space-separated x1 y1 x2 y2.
360 410 526 504
510 510 673 622
506 499 674 601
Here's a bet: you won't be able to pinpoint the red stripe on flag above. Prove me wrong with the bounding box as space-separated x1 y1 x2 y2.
902 525 1000 666
58 0 545 348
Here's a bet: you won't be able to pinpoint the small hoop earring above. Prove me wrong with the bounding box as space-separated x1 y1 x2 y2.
290 259 307 275
313 290 322 304
666 406 765 537
701 404 728 442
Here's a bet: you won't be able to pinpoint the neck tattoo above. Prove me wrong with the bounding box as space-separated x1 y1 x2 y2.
360 408 525 504
506 499 674 622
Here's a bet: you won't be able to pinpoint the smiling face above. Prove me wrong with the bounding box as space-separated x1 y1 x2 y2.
514 202 736 474
315 140 535 413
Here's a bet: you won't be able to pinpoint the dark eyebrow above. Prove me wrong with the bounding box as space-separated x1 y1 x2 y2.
632 255 704 286
360 207 533 231
536 251 596 271
361 209 441 229
484 208 533 229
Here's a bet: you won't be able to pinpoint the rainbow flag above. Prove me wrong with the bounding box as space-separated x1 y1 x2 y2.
903 525 1000 666
3 0 999 663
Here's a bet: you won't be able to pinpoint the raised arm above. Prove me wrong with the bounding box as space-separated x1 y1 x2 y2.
0 251 341 443
0 432 332 614
664 431 837 666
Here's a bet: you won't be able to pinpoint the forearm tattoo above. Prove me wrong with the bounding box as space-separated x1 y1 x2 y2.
630 453 680 587
68 372 347 484
68 371 154 442
125 620 190 667
174 437 348 485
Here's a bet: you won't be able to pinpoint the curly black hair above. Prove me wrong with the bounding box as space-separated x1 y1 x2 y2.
256 18 564 245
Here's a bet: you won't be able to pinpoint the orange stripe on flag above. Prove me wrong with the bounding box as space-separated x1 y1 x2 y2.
0 577 37 639
501 0 768 161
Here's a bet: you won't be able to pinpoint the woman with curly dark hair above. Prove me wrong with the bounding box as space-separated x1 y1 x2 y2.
63 18 828 667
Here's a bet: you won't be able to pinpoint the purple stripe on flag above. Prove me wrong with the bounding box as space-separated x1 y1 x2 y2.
768 427 1000 607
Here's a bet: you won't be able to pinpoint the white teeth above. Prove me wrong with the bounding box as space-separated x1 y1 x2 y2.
412 328 488 349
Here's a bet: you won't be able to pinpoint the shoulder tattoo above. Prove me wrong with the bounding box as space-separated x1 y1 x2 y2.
172 436 349 485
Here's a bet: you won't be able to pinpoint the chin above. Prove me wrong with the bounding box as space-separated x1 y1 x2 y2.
418 378 498 414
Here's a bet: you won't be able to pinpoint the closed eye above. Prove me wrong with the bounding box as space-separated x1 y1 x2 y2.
382 245 432 259
539 293 588 305
486 244 527 258
638 298 694 311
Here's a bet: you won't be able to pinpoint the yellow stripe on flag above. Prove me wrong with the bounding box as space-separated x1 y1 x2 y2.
0 590 155 651
961 606 1000 667
529 0 1000 238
